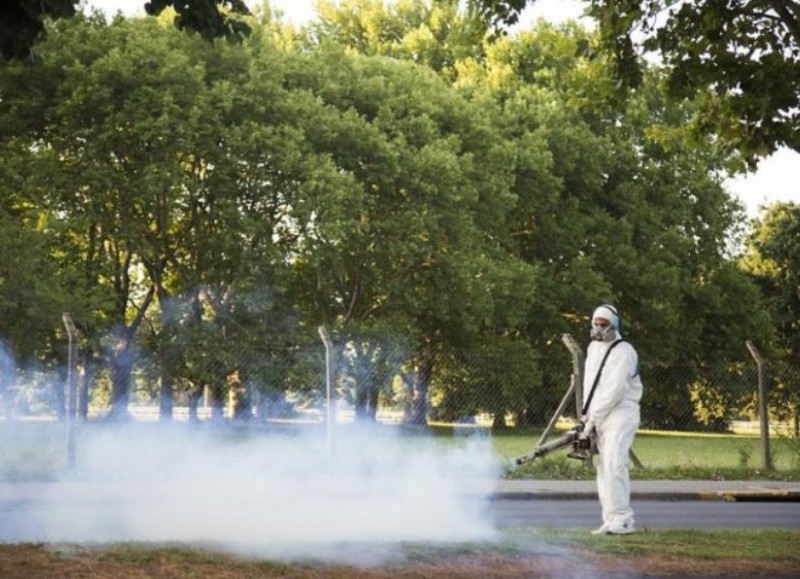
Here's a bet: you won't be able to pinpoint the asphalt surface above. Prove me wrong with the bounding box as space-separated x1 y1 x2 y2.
0 479 798 541
490 497 800 529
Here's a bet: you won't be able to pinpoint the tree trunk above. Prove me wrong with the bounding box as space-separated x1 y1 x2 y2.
0 380 10 420
108 333 133 421
158 336 174 422
355 387 379 422
210 381 225 422
354 372 378 422
0 347 11 419
188 388 201 422
404 349 432 426
231 373 251 421
56 367 67 420
78 349 93 420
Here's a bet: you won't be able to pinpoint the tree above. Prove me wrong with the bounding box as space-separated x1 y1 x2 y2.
0 15 246 419
465 0 527 29
0 3 778 433
742 203 800 431
744 203 800 365
279 42 536 424
0 0 76 60
306 0 488 78
455 20 772 428
0 206 72 362
144 0 252 42
299 5 776 428
0 0 252 61
7 6 346 424
467 0 800 166
589 0 800 165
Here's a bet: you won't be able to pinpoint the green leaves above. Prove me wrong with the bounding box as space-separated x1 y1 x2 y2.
587 0 800 165
0 4 780 426
144 1 252 43
0 0 77 61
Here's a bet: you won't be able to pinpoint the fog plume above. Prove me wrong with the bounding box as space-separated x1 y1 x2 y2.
29 423 500 562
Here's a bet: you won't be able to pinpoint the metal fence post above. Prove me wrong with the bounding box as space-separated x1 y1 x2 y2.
62 313 78 470
746 340 773 470
318 326 335 461
562 334 585 413
528 334 586 450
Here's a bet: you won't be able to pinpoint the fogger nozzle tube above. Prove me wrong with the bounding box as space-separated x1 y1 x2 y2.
513 427 595 466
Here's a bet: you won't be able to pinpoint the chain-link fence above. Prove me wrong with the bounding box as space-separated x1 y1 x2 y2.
1 330 797 435
2 328 799 478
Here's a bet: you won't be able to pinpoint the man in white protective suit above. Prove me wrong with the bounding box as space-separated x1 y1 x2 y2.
581 304 643 535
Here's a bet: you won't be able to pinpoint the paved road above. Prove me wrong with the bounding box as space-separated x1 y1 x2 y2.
0 479 798 542
2 496 797 541
490 498 800 530
487 479 800 530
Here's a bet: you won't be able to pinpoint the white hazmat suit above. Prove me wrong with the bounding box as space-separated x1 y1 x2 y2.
582 305 643 535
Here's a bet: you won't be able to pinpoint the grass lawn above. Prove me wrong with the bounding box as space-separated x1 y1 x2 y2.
489 426 800 480
1 421 798 577
1 530 798 578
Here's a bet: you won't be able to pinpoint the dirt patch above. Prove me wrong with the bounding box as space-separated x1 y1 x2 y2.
1 544 799 578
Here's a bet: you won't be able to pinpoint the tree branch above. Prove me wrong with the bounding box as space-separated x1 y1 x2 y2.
769 0 800 44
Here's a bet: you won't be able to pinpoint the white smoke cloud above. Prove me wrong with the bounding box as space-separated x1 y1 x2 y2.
29 423 501 563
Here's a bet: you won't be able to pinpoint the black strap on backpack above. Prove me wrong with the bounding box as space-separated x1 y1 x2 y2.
581 339 625 416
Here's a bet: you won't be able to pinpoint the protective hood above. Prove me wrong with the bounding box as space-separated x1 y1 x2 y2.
592 305 620 330
591 305 621 342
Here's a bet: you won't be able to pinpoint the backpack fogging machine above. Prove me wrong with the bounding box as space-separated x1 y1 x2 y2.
513 334 643 469
512 333 618 467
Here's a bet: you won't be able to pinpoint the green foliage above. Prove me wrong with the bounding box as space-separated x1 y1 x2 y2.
744 203 800 360
145 0 252 43
0 4 777 428
0 1 255 61
308 0 489 78
584 0 800 165
471 0 800 163
280 46 535 347
430 338 541 426
0 0 76 61
465 0 528 30
740 202 800 424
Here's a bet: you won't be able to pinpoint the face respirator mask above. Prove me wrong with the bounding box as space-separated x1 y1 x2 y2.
590 322 615 342
589 305 621 342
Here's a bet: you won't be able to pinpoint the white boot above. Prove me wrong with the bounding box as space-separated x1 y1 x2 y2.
604 520 635 535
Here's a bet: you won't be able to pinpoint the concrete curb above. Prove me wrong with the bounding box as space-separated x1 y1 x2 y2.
490 491 698 501
491 480 800 502
701 489 800 502
490 490 800 501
